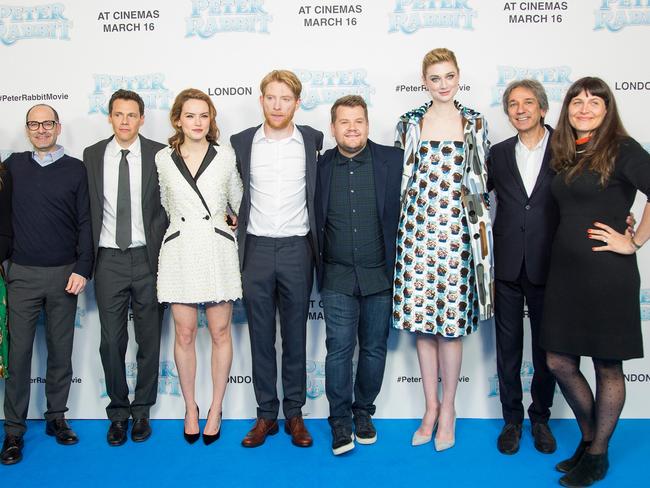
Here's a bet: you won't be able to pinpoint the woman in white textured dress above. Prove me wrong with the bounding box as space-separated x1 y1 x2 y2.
156 88 243 445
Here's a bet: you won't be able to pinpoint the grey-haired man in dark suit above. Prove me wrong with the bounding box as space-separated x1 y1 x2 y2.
488 79 558 456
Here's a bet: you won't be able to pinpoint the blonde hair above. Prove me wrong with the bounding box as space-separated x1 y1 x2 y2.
422 48 459 77
260 70 302 99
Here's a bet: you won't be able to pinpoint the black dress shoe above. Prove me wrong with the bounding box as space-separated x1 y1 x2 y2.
45 418 79 445
107 420 128 446
559 451 609 487
497 423 522 455
531 422 557 454
0 435 24 465
131 418 151 443
556 440 592 473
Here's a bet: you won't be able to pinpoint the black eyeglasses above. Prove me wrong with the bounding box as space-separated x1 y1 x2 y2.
26 120 58 131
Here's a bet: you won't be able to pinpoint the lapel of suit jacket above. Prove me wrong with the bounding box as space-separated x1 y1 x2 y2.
319 149 335 221
369 141 388 220
92 137 111 212
170 146 217 217
140 135 155 206
505 137 528 199
297 125 317 205
529 127 554 199
240 126 258 209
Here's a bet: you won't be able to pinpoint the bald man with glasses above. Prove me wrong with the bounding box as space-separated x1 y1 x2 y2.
1 104 93 465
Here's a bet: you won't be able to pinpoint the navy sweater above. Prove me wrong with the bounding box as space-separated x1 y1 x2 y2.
5 152 93 278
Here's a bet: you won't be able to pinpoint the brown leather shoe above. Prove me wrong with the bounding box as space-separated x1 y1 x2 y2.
284 416 313 447
241 418 279 448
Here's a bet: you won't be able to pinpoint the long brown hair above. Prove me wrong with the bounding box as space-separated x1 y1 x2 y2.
168 88 220 153
550 76 627 186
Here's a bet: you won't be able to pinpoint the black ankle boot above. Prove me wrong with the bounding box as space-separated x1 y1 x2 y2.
556 440 592 473
559 451 609 487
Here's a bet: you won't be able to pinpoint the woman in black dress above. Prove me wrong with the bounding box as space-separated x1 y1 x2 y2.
541 77 650 487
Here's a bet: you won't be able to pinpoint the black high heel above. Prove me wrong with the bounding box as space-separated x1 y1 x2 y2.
184 405 200 444
203 409 222 445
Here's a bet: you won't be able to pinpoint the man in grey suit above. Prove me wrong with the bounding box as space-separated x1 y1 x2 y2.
83 90 166 446
231 70 323 448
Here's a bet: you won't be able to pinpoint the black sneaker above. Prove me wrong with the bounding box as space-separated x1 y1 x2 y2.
353 413 377 445
497 423 522 455
331 424 354 455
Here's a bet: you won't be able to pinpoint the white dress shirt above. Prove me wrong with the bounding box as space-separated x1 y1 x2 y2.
247 124 309 237
515 128 549 197
98 137 147 248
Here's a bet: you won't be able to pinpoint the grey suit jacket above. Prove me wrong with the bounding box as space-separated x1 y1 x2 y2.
83 134 167 276
230 124 323 268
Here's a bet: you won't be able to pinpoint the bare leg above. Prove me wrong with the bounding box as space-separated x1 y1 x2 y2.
436 336 462 443
204 301 233 435
172 303 199 435
414 333 440 437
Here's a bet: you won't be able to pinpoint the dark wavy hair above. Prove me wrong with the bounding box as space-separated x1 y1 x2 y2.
550 76 628 186
168 88 220 153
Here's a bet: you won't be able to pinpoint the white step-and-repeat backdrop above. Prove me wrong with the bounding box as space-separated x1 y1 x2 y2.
1 0 649 420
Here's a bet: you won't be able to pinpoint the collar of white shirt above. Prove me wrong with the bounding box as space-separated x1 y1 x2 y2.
516 127 549 153
253 124 304 145
108 135 142 158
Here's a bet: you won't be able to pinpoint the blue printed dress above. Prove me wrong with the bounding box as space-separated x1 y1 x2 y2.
392 141 479 337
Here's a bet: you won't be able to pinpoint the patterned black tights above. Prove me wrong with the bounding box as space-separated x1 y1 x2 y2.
546 351 625 454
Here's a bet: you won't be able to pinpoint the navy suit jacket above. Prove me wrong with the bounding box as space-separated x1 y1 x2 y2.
315 140 404 290
487 125 559 285
230 124 323 268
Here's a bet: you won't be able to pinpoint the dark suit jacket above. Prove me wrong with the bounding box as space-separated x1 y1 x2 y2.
314 140 404 290
487 125 559 285
83 134 167 276
230 124 323 268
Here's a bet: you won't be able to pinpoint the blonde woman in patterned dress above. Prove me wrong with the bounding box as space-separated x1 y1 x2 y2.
156 89 243 444
393 48 494 451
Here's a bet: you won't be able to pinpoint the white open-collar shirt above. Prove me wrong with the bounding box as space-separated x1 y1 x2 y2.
247 124 309 238
515 127 549 197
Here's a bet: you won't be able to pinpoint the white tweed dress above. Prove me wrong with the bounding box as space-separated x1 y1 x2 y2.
155 144 243 303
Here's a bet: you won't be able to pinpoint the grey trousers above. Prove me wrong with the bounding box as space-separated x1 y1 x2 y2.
4 262 77 436
94 247 163 421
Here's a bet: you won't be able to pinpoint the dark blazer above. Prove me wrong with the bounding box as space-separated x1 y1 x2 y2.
487 125 559 285
230 124 323 267
83 134 167 275
314 140 404 290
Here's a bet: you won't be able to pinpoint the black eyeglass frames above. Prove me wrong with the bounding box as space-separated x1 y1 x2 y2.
26 120 58 131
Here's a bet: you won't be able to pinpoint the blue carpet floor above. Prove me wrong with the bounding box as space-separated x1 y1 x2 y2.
0 419 646 487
